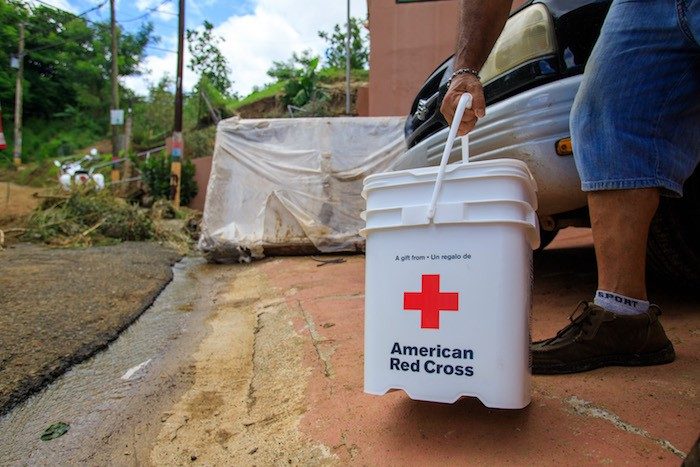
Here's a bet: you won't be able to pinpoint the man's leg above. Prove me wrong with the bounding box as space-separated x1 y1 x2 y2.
531 186 675 375
589 188 659 300
531 0 697 374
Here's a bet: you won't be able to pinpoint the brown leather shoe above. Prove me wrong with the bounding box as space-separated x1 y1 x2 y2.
531 302 676 375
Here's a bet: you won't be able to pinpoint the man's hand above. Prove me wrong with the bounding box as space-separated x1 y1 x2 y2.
440 73 486 136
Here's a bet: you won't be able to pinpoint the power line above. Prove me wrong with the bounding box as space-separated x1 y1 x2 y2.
146 45 177 54
77 0 109 17
23 0 165 55
30 0 107 27
119 0 171 22
30 0 108 17
153 9 177 16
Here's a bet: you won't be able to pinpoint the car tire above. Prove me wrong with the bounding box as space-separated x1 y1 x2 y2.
647 165 700 287
538 228 559 251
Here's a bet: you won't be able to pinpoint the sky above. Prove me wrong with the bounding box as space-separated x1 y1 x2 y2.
30 0 368 97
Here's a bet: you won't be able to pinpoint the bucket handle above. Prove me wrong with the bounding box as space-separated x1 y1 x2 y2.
427 93 473 222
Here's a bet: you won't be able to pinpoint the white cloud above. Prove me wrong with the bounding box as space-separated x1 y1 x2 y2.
134 0 176 21
122 41 198 96
213 0 367 95
124 0 368 97
28 0 77 13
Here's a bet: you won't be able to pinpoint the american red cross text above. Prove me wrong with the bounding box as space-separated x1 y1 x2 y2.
403 274 459 329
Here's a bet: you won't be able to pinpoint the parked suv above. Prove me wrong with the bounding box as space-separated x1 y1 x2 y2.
395 0 700 286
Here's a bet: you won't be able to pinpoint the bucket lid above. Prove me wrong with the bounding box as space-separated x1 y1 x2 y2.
364 158 537 191
363 159 538 210
360 198 541 249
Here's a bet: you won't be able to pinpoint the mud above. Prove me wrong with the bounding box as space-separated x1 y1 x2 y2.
0 183 40 247
0 257 212 464
0 242 181 415
0 183 39 220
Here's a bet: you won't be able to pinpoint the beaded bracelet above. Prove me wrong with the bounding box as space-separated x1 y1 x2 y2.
446 67 481 88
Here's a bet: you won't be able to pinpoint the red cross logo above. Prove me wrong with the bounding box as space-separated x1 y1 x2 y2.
403 274 459 329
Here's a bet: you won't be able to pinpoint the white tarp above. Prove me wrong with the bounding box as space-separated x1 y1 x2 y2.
199 116 407 262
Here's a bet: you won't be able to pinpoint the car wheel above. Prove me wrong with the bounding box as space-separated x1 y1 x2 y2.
647 165 700 287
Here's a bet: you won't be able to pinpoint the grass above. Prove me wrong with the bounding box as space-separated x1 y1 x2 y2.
317 68 369 83
229 81 286 111
0 159 58 187
222 68 369 119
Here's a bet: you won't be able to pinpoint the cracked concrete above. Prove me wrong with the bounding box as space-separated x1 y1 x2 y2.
149 265 335 466
296 300 336 379
566 396 686 458
256 231 699 465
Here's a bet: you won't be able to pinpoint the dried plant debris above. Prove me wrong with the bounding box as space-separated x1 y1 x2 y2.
23 190 199 251
24 191 154 247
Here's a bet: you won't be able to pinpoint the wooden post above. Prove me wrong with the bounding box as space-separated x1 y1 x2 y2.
122 108 133 194
345 0 351 115
170 0 185 209
110 0 120 184
13 22 24 168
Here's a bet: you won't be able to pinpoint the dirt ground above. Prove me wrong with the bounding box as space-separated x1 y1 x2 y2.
0 183 40 244
0 242 181 415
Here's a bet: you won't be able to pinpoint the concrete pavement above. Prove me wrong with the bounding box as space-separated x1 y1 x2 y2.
257 230 698 465
1 229 697 465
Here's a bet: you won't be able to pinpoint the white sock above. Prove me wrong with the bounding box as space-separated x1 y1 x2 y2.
594 290 649 315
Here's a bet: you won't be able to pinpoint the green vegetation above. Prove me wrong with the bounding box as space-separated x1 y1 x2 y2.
187 20 234 97
282 56 327 107
0 0 153 163
0 10 371 250
318 68 369 83
22 188 200 251
0 159 59 187
137 150 198 206
318 17 369 70
0 5 369 170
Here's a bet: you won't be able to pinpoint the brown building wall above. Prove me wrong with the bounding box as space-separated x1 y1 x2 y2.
367 0 527 116
189 155 213 211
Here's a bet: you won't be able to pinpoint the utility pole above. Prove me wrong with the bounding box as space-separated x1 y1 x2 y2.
13 22 25 168
345 0 351 115
122 107 133 190
170 0 185 209
110 0 120 184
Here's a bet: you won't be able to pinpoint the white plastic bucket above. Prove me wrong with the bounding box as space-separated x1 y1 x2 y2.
361 94 539 409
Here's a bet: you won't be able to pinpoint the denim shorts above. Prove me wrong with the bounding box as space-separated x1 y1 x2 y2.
570 0 700 197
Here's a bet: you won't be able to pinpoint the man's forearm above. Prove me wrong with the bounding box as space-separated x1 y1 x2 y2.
454 0 512 70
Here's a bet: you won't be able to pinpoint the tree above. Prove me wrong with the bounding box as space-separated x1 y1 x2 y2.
318 17 368 70
266 50 326 108
186 21 232 96
0 1 153 120
0 1 154 160
267 50 318 81
131 75 175 145
0 0 26 107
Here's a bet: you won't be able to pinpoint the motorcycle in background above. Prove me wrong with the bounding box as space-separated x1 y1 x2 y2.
54 148 106 191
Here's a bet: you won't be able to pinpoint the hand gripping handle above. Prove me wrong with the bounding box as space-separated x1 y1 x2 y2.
427 93 473 222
